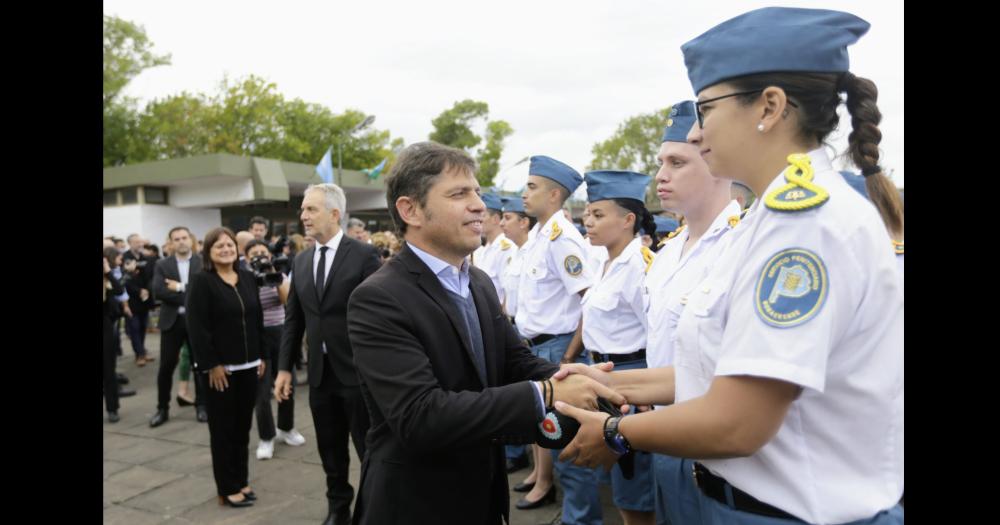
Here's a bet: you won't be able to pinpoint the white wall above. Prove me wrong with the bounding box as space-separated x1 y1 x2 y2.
170 179 255 208
104 205 222 246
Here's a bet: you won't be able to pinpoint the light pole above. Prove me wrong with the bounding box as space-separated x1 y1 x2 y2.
337 115 376 186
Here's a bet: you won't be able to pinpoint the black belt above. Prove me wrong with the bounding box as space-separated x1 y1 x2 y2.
590 349 646 364
527 333 565 347
693 462 799 521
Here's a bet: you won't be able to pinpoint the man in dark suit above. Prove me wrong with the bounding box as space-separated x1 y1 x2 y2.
346 142 625 525
122 233 156 367
149 226 208 427
274 183 382 525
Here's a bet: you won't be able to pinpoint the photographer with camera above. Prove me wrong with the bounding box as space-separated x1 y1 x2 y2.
122 233 157 367
244 240 305 459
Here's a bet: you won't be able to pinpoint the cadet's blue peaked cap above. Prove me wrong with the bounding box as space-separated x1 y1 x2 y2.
662 101 697 143
653 215 680 234
481 191 504 212
681 7 870 93
500 196 524 214
839 170 869 200
529 156 583 193
584 170 651 203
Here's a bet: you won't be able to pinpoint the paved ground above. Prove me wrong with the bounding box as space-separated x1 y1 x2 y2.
104 331 625 524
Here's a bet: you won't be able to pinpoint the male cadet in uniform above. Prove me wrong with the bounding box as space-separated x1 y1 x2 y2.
516 156 602 523
471 190 526 472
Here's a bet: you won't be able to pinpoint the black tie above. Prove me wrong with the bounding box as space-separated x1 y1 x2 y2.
315 246 329 298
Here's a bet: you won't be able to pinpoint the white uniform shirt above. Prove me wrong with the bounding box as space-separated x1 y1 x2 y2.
514 212 594 339
500 241 527 318
581 237 647 354
645 200 742 370
584 237 608 274
472 233 513 304
672 148 904 524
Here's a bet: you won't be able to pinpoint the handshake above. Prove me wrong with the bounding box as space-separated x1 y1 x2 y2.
532 362 636 475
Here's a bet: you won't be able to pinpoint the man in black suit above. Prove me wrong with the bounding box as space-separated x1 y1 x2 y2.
346 142 625 525
274 183 381 525
149 226 208 427
122 233 157 367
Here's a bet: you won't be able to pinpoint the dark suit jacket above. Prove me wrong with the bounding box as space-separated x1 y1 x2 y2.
152 254 203 331
346 243 559 525
279 234 381 388
122 250 155 313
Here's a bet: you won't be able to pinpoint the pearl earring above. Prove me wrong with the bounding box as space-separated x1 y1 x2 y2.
757 123 765 132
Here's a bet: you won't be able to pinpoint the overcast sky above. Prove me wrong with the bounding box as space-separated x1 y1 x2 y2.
104 0 904 192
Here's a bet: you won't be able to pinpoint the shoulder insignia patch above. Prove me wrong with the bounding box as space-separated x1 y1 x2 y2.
640 246 654 274
755 247 828 328
500 239 512 250
764 154 830 213
564 255 583 276
892 239 904 255
549 221 563 241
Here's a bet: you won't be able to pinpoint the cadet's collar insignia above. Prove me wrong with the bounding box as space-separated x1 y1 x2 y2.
500 239 512 250
728 215 740 228
764 154 830 212
641 246 654 274
539 411 563 441
666 224 687 240
564 255 583 276
755 248 828 328
892 239 904 255
549 221 563 241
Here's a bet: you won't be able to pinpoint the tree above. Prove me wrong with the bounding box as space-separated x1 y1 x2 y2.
475 120 514 187
589 107 673 176
133 92 212 161
428 99 514 187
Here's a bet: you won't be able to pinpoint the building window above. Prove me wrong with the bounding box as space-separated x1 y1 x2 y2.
143 187 167 204
103 190 119 206
120 187 138 205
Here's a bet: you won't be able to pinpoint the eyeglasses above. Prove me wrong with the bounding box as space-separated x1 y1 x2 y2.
695 90 798 128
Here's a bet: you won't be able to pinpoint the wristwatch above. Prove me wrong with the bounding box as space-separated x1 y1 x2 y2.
603 416 632 456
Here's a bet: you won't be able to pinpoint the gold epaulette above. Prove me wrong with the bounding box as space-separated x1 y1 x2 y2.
665 224 686 240
641 246 654 274
892 239 904 255
549 221 563 241
764 154 830 212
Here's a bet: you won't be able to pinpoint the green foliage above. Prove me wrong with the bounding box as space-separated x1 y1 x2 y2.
589 107 673 176
103 15 171 105
476 120 514 187
428 100 514 187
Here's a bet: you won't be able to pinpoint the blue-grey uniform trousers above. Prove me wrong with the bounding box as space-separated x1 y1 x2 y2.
653 454 700 525
531 333 602 525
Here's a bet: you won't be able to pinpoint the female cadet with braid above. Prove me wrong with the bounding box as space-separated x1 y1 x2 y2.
553 8 903 525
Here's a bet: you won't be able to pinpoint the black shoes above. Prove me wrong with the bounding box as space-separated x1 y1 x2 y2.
149 409 169 427
240 489 257 501
505 453 530 473
322 511 351 525
176 395 195 407
116 373 129 385
218 495 253 508
513 480 536 492
196 406 209 423
108 411 120 423
118 387 137 397
515 486 556 510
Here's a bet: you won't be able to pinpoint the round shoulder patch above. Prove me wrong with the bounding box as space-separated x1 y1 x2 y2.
754 248 828 328
564 255 583 276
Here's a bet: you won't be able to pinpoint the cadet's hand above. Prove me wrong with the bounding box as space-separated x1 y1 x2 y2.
209 365 230 391
552 361 615 385
556 401 620 470
257 361 266 378
549 373 625 410
274 370 293 402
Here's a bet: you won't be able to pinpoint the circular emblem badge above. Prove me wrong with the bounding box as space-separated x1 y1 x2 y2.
564 255 583 276
755 248 828 328
539 411 562 440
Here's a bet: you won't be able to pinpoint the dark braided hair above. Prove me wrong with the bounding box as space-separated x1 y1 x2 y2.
727 72 903 238
612 198 658 247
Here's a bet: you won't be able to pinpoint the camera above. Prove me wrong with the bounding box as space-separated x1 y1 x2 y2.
249 254 283 287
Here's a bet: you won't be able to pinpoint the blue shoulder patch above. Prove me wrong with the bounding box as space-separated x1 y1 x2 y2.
755 248 828 328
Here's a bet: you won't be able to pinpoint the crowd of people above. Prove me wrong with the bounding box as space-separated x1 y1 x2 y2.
103 6 903 525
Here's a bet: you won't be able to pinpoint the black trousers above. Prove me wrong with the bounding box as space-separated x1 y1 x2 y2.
103 314 119 413
310 357 370 513
205 366 258 497
255 326 294 440
156 315 207 411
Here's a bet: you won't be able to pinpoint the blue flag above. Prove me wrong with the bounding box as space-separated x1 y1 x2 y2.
364 157 388 180
315 146 334 183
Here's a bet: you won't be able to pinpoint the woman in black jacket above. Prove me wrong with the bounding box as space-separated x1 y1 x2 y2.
186 227 265 508
103 247 125 423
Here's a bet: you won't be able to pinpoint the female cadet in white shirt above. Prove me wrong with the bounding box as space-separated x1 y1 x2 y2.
579 170 657 525
553 7 903 525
